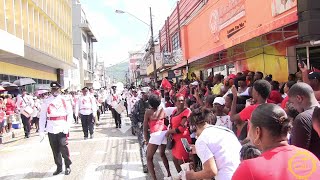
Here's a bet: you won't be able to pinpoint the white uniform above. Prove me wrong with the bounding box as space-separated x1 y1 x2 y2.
77 95 97 116
39 95 73 134
16 95 35 115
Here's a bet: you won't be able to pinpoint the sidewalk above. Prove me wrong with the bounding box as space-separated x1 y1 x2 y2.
0 127 25 144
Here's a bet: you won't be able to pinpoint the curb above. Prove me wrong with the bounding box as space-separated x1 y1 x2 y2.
0 128 25 144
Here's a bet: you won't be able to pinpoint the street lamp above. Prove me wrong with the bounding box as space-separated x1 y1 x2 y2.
115 8 158 88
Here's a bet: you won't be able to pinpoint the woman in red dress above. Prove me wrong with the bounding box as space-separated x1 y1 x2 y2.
165 93 191 173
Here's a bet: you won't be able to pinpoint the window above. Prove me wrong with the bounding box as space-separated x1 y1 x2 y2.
171 32 180 50
83 51 87 60
82 33 87 43
296 46 320 70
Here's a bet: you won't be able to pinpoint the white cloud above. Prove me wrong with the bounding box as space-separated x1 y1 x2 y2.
81 8 118 40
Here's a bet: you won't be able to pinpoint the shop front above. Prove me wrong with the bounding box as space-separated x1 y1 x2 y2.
177 0 305 82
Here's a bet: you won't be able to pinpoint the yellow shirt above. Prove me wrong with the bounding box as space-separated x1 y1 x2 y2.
212 83 223 95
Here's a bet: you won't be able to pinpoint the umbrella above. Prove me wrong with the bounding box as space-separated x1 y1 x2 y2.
0 81 18 88
35 90 48 96
35 84 51 90
0 86 5 92
13 78 36 86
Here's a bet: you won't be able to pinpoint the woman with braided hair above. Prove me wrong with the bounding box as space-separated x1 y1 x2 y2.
232 103 320 180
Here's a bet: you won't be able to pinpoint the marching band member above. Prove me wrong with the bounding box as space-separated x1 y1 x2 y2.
78 87 97 139
39 82 73 176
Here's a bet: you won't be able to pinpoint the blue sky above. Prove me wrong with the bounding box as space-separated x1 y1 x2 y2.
80 0 178 66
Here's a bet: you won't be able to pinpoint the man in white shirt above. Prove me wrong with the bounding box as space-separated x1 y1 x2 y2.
39 82 73 176
16 89 34 138
128 89 140 116
78 87 97 139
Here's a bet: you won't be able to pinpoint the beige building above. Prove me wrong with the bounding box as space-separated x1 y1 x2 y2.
0 0 74 87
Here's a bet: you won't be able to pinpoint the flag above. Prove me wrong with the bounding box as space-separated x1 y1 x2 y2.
161 78 172 90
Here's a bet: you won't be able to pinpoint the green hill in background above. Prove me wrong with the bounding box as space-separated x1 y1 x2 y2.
105 61 129 84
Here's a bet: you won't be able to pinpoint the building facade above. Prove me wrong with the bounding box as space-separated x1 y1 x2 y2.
64 57 81 91
146 0 207 82
0 0 74 88
93 61 106 89
129 51 148 86
152 0 320 83
72 0 97 87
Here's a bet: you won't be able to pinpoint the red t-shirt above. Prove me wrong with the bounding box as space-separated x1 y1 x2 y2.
232 145 320 180
239 104 260 121
281 96 289 109
267 90 283 104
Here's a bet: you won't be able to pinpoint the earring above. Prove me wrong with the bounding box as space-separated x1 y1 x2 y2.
254 138 261 146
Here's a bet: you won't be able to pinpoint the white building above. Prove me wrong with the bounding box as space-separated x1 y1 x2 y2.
72 0 97 87
64 57 81 91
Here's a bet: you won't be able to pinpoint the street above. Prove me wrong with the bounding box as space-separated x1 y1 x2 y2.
0 112 178 180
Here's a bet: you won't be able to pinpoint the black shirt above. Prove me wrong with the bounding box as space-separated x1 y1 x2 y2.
291 108 320 159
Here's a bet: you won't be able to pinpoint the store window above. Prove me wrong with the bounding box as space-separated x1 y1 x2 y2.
171 32 180 50
296 46 320 70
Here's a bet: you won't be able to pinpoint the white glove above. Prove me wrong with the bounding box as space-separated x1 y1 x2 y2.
39 132 45 142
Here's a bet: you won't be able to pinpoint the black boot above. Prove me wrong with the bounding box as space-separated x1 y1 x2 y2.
65 167 71 175
53 168 62 176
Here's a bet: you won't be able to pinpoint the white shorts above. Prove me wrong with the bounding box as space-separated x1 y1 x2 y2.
149 130 168 145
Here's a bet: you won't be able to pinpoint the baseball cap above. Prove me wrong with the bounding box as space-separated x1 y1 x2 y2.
308 72 320 80
190 81 199 86
50 82 61 89
213 97 225 105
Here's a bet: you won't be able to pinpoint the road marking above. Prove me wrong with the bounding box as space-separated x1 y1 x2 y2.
83 163 101 180
70 152 80 156
83 162 147 180
121 161 147 179
123 149 140 153
95 150 108 154
68 136 137 143
158 160 179 177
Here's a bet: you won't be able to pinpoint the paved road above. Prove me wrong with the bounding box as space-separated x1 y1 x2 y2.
0 111 178 180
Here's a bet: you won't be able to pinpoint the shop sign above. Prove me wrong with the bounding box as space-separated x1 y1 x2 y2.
209 0 246 42
162 52 175 65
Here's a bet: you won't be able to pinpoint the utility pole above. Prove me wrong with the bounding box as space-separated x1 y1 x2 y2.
150 7 157 88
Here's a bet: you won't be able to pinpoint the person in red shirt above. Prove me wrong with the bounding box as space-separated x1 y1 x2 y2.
280 81 296 109
232 104 320 180
5 94 16 133
267 81 283 104
165 94 192 173
230 80 271 123
143 94 171 179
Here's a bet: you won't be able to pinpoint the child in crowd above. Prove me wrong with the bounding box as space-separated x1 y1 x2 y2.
240 143 262 161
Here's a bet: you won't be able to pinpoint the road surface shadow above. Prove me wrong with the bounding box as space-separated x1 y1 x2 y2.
0 172 51 179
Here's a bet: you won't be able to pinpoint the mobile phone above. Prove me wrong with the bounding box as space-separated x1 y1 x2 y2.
297 55 304 68
181 138 192 153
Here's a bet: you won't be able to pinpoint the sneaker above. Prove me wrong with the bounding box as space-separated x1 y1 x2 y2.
90 134 94 139
84 137 88 140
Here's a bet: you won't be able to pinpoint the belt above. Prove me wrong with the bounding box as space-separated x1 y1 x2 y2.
80 108 92 110
48 116 67 121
